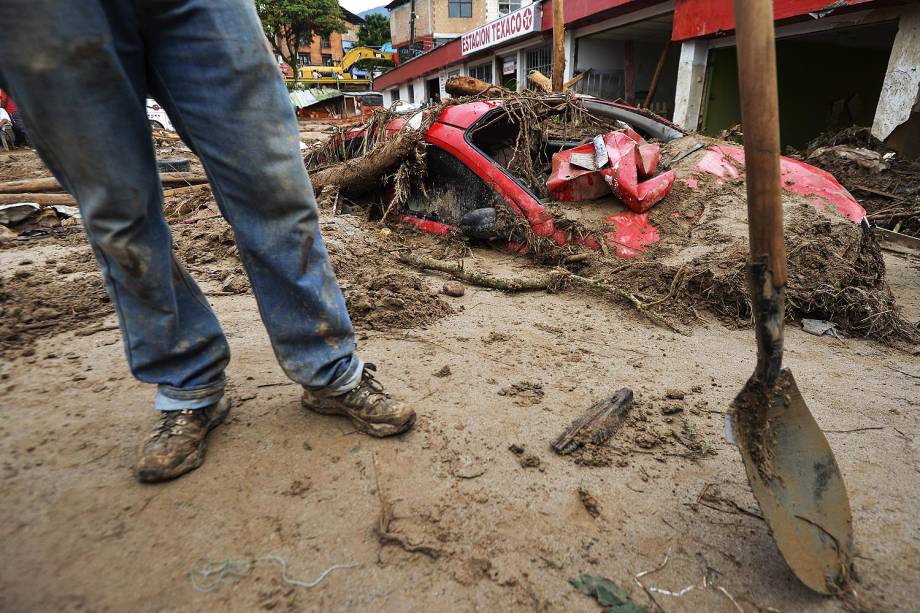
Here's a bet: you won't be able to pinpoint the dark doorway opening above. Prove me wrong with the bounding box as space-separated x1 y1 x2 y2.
701 20 898 149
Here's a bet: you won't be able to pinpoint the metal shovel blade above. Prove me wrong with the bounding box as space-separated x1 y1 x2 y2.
731 369 854 593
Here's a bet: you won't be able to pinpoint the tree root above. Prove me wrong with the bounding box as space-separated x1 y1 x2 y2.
398 253 688 334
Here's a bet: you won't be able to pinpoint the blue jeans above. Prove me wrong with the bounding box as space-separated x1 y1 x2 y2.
0 0 362 410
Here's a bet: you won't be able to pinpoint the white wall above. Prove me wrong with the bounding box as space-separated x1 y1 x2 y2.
577 38 625 72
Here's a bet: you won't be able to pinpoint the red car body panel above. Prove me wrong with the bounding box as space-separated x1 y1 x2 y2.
694 146 866 222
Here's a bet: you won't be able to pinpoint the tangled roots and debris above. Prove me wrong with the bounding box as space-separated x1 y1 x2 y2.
685 225 918 343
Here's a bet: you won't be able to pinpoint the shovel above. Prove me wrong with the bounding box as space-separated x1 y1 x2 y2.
730 0 854 594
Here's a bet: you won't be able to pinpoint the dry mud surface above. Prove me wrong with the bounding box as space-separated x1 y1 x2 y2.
2 142 919 612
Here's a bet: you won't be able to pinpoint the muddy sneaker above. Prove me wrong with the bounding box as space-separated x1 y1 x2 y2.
301 364 416 437
135 398 230 483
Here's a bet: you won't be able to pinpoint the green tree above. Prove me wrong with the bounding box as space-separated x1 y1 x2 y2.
257 0 348 83
358 13 390 47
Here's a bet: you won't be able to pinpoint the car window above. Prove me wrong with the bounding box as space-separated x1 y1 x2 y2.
402 146 504 224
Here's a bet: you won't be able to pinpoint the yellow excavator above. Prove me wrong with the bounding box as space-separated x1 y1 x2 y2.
287 46 395 89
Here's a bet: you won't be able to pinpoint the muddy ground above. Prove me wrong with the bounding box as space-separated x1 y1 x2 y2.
1 127 919 612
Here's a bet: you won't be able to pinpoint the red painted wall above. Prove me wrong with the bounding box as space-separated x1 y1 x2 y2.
671 0 875 40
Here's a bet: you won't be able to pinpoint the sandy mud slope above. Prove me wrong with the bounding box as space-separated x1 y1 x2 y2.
1 137 919 612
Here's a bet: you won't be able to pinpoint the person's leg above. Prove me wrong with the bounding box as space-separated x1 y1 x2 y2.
139 0 360 391
9 111 29 148
0 1 233 479
138 0 414 436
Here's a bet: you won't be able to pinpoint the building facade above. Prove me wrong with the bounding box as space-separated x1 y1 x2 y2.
375 0 920 157
295 7 365 68
387 1 535 59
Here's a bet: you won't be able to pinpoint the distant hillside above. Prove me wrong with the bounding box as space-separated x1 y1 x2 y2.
359 6 388 18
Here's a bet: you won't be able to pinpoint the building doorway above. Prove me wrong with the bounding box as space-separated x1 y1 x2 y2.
426 77 441 103
497 55 518 90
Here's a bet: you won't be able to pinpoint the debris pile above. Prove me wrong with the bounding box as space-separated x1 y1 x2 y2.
790 126 920 237
301 89 917 344
0 202 80 242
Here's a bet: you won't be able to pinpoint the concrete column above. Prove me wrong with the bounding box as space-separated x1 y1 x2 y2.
672 39 709 131
872 6 920 141
516 49 526 92
564 29 575 83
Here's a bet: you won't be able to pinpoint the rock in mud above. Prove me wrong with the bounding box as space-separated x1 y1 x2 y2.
442 281 465 297
221 274 250 294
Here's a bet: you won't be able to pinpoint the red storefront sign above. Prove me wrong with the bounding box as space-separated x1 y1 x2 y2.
461 2 542 56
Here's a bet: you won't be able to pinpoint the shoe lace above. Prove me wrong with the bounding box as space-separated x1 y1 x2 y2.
346 364 390 413
154 409 197 437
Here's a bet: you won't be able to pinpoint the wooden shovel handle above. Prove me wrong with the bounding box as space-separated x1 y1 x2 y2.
734 0 786 287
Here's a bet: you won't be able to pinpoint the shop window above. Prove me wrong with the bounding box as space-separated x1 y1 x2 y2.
526 45 552 79
449 0 473 18
468 62 492 84
499 1 521 16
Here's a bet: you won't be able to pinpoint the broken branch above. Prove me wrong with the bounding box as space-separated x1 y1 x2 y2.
397 253 561 291
445 76 505 98
311 130 421 198
0 173 207 194
0 193 76 205
398 253 686 334
527 70 553 93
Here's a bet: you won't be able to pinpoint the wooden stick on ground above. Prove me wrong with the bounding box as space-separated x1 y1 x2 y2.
552 387 635 454
0 193 77 205
0 172 208 194
398 252 562 291
162 184 211 198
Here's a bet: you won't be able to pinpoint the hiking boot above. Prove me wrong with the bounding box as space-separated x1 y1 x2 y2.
301 364 415 437
136 398 230 483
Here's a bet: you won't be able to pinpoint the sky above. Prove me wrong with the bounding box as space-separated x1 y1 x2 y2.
340 1 388 14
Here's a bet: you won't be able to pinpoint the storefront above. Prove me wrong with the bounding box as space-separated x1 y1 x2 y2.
374 0 919 155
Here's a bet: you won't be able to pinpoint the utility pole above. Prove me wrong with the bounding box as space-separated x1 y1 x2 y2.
551 0 565 92
410 0 417 53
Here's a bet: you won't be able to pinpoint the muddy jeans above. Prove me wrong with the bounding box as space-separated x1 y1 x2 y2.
0 0 362 410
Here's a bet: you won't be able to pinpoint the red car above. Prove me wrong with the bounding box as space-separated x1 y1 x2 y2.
353 97 865 258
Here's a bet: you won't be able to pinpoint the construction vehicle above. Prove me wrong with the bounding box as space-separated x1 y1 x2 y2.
286 46 395 90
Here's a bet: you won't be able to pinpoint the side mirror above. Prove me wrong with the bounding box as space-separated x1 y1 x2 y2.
459 207 498 240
